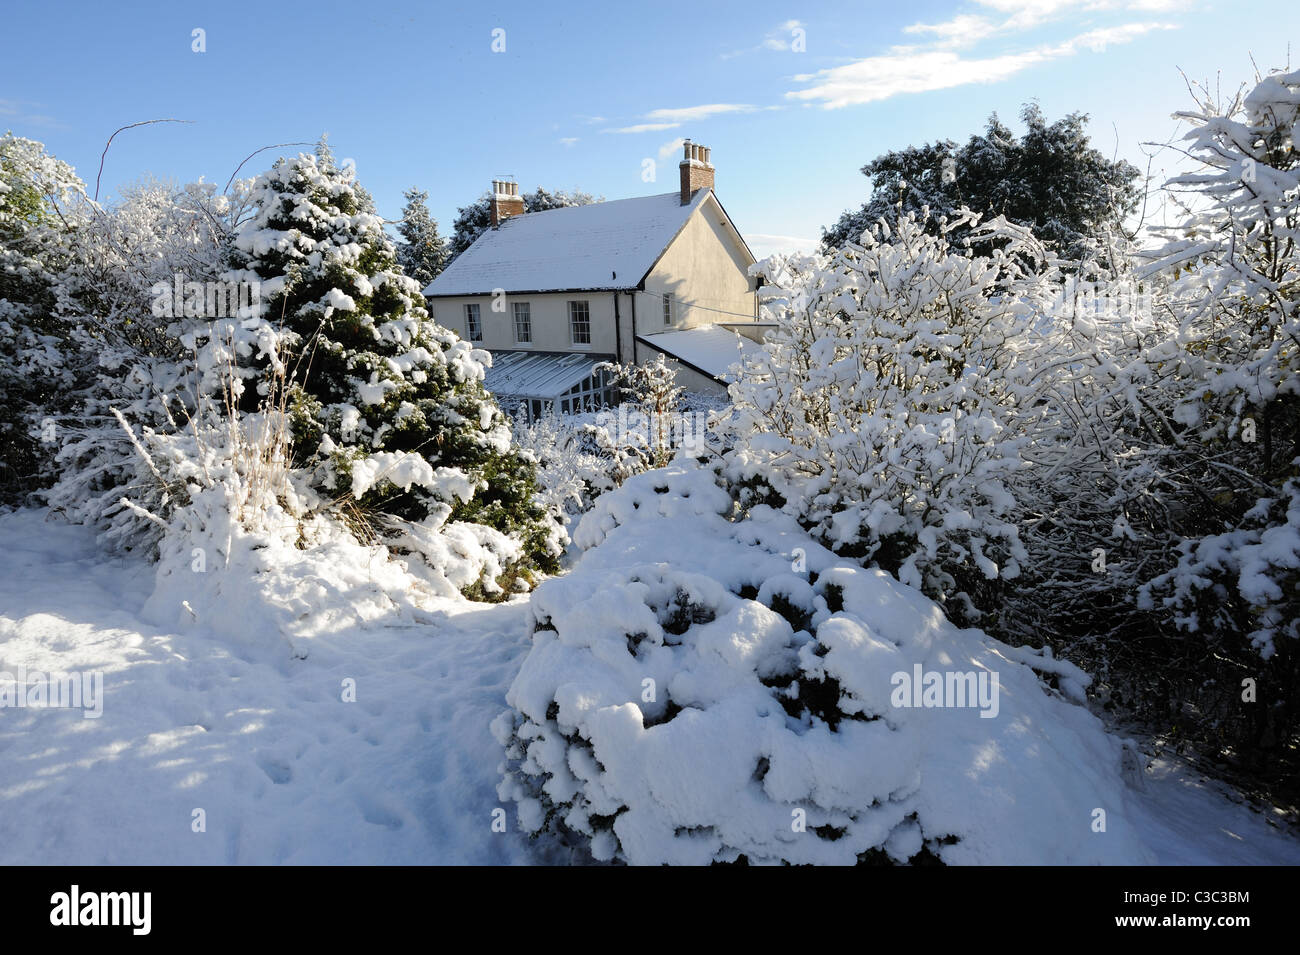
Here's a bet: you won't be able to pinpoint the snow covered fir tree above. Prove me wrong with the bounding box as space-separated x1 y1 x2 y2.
0 1 1297 876
396 187 449 288
223 147 561 591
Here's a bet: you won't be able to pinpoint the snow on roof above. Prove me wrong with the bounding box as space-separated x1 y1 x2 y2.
424 190 710 297
483 350 609 400
638 325 762 382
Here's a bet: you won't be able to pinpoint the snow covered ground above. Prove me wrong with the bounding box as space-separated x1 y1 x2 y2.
0 505 1296 865
0 508 536 864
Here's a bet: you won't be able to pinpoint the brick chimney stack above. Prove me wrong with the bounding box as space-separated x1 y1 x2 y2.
490 179 524 226
679 140 714 205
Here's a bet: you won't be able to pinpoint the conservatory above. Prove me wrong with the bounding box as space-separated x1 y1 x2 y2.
483 351 616 423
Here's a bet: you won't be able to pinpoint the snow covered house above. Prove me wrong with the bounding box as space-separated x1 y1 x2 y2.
423 141 762 419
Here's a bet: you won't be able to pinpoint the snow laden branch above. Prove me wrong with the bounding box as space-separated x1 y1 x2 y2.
1137 67 1300 657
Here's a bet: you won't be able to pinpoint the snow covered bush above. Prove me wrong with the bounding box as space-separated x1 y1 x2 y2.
727 212 1058 623
0 134 83 504
511 411 645 533
598 355 687 467
1136 67 1300 659
512 385 728 537
494 459 1154 865
43 177 255 552
996 253 1175 635
985 67 1300 789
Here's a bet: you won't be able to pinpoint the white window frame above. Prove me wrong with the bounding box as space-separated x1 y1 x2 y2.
512 301 532 343
663 292 674 326
556 367 613 414
568 300 591 345
464 303 482 342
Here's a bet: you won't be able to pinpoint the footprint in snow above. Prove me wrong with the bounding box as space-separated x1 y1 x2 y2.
355 794 404 830
255 754 293 785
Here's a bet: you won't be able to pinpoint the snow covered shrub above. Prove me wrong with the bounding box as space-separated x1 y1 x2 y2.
513 386 728 537
1137 67 1300 660
511 411 645 532
133 422 471 658
494 459 1154 865
991 67 1300 794
223 150 561 593
995 249 1175 634
599 355 687 467
727 212 1057 623
0 134 83 504
44 178 252 553
105 359 296 541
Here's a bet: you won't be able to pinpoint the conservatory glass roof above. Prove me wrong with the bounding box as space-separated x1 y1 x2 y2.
483 351 611 400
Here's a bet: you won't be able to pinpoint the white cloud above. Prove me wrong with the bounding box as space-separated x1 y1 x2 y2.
604 103 763 135
723 18 806 58
974 0 1091 29
1060 20 1176 49
559 137 579 147
787 21 1174 109
761 19 805 50
603 122 682 134
905 0 1194 47
658 137 687 160
645 103 760 123
904 14 1001 49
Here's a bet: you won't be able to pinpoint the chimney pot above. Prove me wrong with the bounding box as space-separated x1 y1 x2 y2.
679 141 715 205
490 178 525 226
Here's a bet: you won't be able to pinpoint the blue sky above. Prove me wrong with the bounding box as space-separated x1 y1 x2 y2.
2 0 1296 256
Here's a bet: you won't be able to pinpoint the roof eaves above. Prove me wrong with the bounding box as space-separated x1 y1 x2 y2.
425 286 636 299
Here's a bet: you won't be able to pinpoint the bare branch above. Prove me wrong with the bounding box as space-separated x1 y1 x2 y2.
94 119 193 201
224 142 314 194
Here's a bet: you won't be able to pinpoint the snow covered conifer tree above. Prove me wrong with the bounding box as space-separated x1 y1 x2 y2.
226 151 560 588
396 187 448 288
